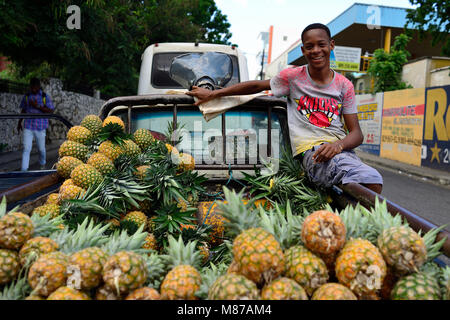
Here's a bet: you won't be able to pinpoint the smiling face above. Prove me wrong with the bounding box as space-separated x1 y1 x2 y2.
301 28 335 71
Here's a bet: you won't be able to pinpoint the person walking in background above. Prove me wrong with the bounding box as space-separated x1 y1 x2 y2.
17 78 54 171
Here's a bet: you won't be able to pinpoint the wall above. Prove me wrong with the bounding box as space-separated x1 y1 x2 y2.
0 78 104 153
430 67 450 87
401 59 429 89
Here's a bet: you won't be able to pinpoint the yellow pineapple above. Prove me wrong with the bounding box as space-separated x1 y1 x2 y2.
98 140 124 161
95 284 122 300
46 193 60 205
67 125 93 145
0 249 20 285
80 114 102 138
122 211 147 230
311 283 358 300
208 273 259 300
32 203 61 219
56 156 84 179
87 152 115 176
102 251 147 296
28 251 69 297
197 201 228 246
142 233 158 251
58 185 86 202
47 286 91 300
177 153 195 171
160 236 202 300
69 247 109 290
0 211 34 250
335 238 387 298
71 164 103 190
301 210 346 256
135 165 150 180
121 139 141 157
227 260 240 274
61 179 75 188
19 237 59 266
133 128 155 150
58 140 89 162
261 277 308 300
125 287 160 300
103 116 125 130
284 245 329 296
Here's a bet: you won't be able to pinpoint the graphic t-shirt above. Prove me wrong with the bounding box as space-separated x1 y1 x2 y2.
270 65 357 156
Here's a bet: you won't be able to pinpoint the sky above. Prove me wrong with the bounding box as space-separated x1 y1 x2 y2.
214 0 416 79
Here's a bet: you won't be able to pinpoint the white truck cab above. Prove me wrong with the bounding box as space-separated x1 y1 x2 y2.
138 42 249 95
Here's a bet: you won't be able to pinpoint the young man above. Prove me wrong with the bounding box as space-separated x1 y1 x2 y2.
187 23 383 193
17 78 55 171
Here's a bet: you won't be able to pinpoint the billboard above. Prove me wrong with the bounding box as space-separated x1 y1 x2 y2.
356 93 383 155
330 46 362 72
380 88 425 166
421 85 450 171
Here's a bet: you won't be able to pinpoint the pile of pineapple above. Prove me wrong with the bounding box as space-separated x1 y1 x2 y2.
0 114 448 300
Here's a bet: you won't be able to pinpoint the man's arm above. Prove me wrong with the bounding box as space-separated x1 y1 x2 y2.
312 113 364 163
186 80 271 106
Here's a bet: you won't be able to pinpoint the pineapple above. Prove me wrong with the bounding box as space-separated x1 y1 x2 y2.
103 116 125 130
80 114 103 138
32 204 60 219
98 140 124 161
46 193 60 205
377 226 427 276
25 295 45 300
133 128 155 150
311 283 358 300
68 247 108 290
125 287 160 300
71 164 103 190
95 284 122 300
444 266 450 300
87 152 115 176
301 210 346 256
56 156 84 179
58 185 86 201
0 211 34 250
391 272 441 300
67 125 93 145
177 153 195 172
18 237 59 266
135 165 150 180
227 260 240 274
284 245 329 296
0 249 20 285
261 277 308 300
47 286 91 300
217 188 285 287
61 179 75 188
102 251 147 296
165 143 179 155
28 251 69 297
198 201 228 246
160 236 202 300
335 238 387 298
208 274 259 300
121 139 141 157
198 243 210 264
58 140 89 162
122 211 148 230
142 233 158 251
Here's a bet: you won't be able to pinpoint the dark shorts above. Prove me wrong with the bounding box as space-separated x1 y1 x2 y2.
298 145 383 188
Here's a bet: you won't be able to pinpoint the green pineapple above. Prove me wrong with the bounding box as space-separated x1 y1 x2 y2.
58 140 89 162
56 156 84 179
391 272 441 300
80 115 103 138
208 273 259 300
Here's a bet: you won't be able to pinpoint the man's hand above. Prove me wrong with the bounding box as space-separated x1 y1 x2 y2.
186 86 216 106
312 141 344 163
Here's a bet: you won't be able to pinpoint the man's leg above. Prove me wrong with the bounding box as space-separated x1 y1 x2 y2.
21 128 33 171
34 129 47 168
362 183 382 194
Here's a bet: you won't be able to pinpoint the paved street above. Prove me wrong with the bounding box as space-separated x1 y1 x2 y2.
374 165 450 232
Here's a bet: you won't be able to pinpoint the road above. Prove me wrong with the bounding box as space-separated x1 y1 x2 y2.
373 165 450 233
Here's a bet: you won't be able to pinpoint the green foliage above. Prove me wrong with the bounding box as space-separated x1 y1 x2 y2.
406 0 450 56
0 0 232 97
368 34 414 93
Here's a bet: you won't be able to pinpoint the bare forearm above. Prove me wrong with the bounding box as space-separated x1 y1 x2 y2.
213 80 271 98
340 129 364 150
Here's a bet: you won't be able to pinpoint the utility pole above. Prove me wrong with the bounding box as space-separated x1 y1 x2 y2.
260 47 265 80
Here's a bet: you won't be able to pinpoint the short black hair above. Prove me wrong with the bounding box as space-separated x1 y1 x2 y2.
301 23 331 42
30 77 40 87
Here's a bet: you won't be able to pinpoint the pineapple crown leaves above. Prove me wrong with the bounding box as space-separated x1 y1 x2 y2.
50 217 109 254
366 197 408 236
217 187 261 238
0 276 31 301
419 262 448 298
101 225 148 256
0 196 20 218
419 224 448 262
164 121 185 146
153 203 197 236
97 123 132 146
259 201 304 250
143 253 169 289
278 145 306 180
209 240 234 266
31 213 65 238
161 235 202 270
195 262 228 300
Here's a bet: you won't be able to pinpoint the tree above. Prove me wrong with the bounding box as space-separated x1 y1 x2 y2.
0 0 233 97
368 33 413 93
406 0 450 56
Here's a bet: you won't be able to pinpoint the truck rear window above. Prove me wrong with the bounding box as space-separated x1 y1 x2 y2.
151 52 240 88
